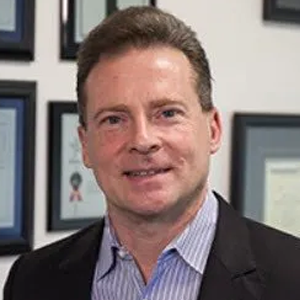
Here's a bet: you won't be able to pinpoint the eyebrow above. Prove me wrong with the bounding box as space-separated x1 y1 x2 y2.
148 98 187 109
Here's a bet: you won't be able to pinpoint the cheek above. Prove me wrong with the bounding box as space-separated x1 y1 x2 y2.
87 141 117 189
87 131 125 165
171 123 206 150
170 126 210 166
165 130 197 164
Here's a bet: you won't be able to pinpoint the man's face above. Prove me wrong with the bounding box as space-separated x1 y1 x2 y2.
79 46 221 221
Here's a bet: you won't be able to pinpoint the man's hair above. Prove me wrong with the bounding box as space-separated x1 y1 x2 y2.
77 6 213 127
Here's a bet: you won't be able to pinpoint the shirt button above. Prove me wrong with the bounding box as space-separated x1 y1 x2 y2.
118 249 127 259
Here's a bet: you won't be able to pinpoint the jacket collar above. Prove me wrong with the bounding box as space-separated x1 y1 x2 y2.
55 220 105 300
58 219 105 271
198 192 265 300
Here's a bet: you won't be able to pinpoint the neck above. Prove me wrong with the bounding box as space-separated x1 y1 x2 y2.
107 188 208 282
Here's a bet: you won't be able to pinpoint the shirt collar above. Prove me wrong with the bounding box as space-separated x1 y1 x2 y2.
96 189 218 280
95 215 116 280
168 189 218 274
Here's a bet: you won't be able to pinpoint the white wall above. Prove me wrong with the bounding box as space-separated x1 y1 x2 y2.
1 0 300 296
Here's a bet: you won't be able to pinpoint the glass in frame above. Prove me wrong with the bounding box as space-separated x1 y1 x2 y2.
0 0 35 60
230 113 300 238
0 80 36 256
60 0 156 60
47 101 106 231
264 0 300 24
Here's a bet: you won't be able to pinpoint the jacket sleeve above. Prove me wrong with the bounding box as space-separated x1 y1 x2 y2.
3 257 24 300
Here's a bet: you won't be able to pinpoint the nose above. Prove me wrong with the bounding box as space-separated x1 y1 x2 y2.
128 117 161 155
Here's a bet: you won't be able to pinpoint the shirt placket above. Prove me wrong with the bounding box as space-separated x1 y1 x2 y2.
140 251 175 300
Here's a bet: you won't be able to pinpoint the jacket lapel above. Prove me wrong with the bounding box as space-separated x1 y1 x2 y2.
198 193 265 300
55 219 105 300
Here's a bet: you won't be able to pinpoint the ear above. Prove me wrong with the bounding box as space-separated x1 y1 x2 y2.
208 108 222 154
78 126 92 168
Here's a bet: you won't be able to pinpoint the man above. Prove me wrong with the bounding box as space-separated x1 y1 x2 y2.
4 6 300 300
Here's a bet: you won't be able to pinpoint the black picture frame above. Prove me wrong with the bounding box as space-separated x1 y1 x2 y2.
0 80 36 256
230 113 300 237
263 0 300 24
0 0 35 60
60 0 156 60
47 101 106 231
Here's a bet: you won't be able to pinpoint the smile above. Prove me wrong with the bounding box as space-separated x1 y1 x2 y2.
124 168 171 177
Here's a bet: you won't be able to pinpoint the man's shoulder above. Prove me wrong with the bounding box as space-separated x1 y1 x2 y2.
244 218 300 295
214 192 300 270
214 193 300 296
245 217 300 264
18 219 104 271
4 220 105 299
214 191 300 257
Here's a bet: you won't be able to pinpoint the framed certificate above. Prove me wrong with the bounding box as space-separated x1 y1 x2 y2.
230 113 300 238
0 0 35 60
0 80 36 256
263 0 300 24
47 102 106 231
60 0 156 59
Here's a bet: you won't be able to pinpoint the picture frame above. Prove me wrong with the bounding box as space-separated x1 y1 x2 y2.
60 0 156 60
0 80 36 256
47 101 106 231
0 0 35 60
230 113 300 238
263 0 300 24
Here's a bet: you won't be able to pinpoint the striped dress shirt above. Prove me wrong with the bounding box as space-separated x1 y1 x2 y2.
92 190 218 300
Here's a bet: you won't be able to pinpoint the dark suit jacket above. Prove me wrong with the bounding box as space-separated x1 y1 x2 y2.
3 194 300 300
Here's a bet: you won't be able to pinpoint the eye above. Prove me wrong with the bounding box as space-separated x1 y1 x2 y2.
161 109 180 118
101 115 122 125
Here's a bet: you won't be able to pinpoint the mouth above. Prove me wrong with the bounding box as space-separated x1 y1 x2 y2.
123 168 172 178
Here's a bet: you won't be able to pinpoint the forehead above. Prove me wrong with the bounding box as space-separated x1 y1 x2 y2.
87 46 195 83
84 46 198 109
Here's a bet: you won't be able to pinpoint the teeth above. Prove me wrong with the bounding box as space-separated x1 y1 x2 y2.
127 169 166 177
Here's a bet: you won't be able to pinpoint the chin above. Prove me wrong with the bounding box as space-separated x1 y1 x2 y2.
131 200 181 221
